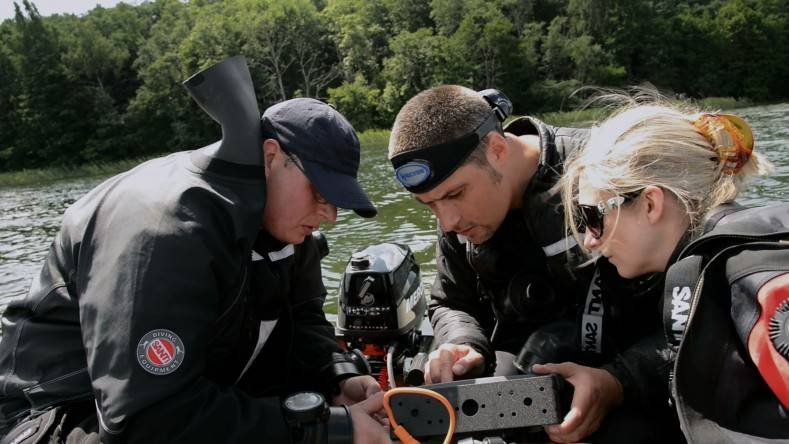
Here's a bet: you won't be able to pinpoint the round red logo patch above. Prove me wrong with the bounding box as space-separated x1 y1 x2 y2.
136 329 185 375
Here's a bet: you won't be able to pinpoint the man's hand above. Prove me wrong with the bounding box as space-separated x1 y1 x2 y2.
532 362 624 443
333 375 382 405
424 343 485 384
348 392 391 444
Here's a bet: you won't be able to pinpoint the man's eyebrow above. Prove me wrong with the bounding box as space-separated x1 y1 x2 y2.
413 186 461 205
413 195 431 205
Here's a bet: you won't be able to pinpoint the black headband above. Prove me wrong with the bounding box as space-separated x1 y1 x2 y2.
390 89 512 194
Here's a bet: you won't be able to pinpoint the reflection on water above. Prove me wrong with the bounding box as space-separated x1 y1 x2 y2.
1 104 787 318
0 179 98 310
736 104 789 206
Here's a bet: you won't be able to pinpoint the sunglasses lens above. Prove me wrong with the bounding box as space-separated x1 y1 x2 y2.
578 205 603 239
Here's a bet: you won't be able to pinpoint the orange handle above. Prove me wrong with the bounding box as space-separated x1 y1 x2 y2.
383 387 456 444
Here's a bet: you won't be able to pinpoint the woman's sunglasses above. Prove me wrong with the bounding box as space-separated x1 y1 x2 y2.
577 191 642 239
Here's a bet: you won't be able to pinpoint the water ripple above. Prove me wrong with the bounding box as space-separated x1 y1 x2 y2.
2 104 787 318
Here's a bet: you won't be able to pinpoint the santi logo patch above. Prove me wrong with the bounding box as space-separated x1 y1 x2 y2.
137 329 185 375
670 286 692 343
581 268 604 354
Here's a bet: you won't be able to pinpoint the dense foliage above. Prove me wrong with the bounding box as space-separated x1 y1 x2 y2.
1 0 787 171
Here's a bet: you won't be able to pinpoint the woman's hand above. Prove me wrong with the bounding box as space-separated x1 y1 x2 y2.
333 375 382 405
348 392 391 444
532 362 624 443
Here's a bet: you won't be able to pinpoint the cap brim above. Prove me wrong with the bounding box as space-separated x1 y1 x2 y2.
301 160 378 218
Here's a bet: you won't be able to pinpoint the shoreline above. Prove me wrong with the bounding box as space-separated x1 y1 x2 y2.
0 97 771 188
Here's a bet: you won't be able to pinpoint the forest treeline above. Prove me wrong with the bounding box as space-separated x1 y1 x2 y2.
1 0 788 172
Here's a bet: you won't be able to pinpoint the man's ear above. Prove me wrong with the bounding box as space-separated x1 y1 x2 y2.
262 139 280 177
642 185 665 224
485 132 508 166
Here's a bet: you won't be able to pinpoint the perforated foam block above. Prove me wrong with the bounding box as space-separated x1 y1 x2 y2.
388 374 569 438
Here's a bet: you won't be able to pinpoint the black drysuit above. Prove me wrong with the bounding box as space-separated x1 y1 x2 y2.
664 203 789 442
429 117 673 412
0 149 349 442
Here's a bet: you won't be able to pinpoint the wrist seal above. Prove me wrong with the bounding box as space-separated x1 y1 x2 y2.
282 392 330 444
281 392 354 444
320 349 371 393
327 405 353 444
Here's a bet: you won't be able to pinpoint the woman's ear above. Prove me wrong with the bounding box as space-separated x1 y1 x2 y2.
262 139 280 177
642 185 665 224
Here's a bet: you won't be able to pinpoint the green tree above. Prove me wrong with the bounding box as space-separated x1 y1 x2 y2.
542 16 574 80
712 0 788 99
82 2 157 118
327 75 384 130
383 0 432 33
0 24 19 169
228 0 339 101
540 12 624 87
381 28 446 115
127 0 202 157
1 0 789 172
441 0 519 89
7 0 91 169
292 6 340 98
567 0 611 40
324 0 392 84
503 21 544 111
429 0 465 35
568 35 625 85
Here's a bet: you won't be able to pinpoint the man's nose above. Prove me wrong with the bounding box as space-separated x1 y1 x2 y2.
318 202 337 224
433 201 461 233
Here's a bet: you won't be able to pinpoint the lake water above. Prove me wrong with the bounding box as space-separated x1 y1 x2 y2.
1 103 788 319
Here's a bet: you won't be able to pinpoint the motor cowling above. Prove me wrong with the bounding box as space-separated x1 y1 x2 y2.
336 243 425 340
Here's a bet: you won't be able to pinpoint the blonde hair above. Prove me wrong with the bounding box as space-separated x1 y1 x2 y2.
561 93 773 252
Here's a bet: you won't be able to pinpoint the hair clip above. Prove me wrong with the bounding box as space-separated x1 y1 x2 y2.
692 113 754 174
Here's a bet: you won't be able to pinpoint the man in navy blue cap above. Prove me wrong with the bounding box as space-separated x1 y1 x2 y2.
0 58 389 444
259 98 376 246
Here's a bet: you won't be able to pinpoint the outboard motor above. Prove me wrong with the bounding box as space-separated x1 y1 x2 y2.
336 243 432 388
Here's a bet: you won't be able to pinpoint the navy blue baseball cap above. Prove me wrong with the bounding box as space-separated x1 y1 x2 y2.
261 98 377 218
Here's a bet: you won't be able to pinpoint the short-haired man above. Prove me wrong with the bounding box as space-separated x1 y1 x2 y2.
388 85 678 443
0 57 389 444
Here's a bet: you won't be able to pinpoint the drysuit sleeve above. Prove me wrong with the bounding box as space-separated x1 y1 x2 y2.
724 247 789 411
746 272 789 409
286 238 356 391
430 229 496 373
601 330 673 407
75 187 291 443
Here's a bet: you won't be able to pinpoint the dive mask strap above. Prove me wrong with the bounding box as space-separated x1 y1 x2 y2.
390 89 512 194
391 114 499 193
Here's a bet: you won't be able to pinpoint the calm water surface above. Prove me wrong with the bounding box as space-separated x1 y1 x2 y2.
1 103 787 318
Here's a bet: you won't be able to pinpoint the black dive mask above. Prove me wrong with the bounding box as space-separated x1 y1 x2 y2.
390 89 513 193
499 271 563 323
469 241 565 324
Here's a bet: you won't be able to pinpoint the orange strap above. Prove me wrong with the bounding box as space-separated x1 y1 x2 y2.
383 387 456 444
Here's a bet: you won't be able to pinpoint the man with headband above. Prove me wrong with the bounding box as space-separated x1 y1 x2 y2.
388 85 681 443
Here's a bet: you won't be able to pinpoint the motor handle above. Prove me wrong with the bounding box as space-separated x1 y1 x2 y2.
404 351 429 386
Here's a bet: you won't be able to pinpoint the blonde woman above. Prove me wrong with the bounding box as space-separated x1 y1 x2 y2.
559 97 789 442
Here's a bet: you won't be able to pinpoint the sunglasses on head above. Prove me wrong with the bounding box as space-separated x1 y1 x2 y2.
577 191 642 239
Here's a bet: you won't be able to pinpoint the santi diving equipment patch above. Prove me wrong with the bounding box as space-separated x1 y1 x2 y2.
137 329 185 375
